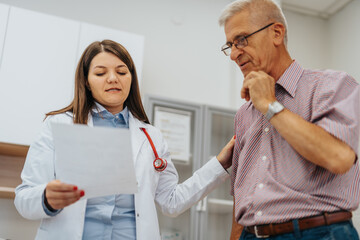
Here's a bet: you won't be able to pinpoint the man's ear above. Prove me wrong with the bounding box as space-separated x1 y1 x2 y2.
272 23 285 46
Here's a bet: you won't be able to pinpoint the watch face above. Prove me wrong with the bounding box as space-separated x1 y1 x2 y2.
272 101 283 112
265 101 284 120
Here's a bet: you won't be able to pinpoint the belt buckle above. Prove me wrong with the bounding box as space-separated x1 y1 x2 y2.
254 226 270 238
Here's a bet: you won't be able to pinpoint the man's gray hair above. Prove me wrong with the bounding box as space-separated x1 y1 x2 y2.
219 0 288 46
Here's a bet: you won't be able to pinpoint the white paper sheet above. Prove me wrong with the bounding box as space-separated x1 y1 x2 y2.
52 123 137 199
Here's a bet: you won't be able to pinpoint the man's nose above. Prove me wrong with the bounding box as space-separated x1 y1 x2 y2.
230 45 243 61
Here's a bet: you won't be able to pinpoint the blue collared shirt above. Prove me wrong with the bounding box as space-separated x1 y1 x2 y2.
82 103 136 239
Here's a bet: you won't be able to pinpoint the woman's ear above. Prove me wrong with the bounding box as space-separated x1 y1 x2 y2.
272 23 285 46
85 81 91 91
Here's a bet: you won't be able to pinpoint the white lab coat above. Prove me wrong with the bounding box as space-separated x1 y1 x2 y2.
14 111 229 240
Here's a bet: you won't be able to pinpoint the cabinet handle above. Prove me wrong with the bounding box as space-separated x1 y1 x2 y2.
201 196 207 212
196 199 203 212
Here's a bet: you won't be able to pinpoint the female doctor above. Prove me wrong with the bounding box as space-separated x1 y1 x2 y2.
14 40 235 240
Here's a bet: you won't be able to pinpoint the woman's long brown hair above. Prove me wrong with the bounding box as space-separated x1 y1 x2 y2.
46 40 149 124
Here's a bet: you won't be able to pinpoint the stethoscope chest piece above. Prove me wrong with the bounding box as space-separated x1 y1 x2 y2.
153 157 167 172
141 127 168 172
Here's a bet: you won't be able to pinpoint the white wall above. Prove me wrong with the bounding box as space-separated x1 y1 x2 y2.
328 0 360 82
0 0 359 239
285 10 329 70
327 0 360 229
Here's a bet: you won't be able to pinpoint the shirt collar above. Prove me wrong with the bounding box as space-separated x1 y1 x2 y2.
245 60 303 110
276 60 304 98
91 102 129 125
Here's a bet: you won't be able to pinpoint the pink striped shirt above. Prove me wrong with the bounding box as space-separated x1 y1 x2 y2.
232 60 360 226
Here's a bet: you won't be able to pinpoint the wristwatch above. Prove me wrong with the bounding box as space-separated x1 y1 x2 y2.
264 101 284 120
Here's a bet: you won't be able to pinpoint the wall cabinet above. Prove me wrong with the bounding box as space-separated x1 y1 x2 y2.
0 3 144 146
144 95 237 240
0 142 28 198
0 141 39 240
0 6 79 145
0 3 9 63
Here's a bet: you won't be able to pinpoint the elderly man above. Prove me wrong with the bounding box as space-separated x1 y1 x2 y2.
219 0 360 239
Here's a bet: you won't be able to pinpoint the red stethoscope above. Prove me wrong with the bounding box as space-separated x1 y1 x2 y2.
141 128 167 172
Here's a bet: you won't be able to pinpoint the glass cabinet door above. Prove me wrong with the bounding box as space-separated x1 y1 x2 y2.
145 95 204 240
200 106 236 240
156 162 196 240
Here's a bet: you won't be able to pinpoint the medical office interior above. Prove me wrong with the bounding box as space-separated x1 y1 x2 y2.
0 0 359 239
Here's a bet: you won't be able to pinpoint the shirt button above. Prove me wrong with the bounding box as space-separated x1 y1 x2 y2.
264 127 269 133
258 183 264 189
137 213 140 217
257 211 263 216
262 156 267 161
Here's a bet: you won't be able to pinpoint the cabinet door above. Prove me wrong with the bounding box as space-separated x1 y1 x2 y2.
0 3 9 65
145 95 203 240
0 7 79 145
200 107 236 240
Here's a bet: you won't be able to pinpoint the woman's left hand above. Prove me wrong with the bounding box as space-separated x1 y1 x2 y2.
217 136 236 169
45 180 84 210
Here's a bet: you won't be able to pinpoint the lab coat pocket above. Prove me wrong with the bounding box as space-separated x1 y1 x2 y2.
35 227 49 240
138 147 160 194
38 218 50 231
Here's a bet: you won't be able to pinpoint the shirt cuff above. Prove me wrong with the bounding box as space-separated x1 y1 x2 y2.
42 189 62 216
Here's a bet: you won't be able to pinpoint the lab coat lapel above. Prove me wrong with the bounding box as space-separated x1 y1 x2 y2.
87 112 94 126
128 112 147 165
64 111 94 126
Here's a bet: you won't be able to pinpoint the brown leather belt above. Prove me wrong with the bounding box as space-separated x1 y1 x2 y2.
245 211 352 238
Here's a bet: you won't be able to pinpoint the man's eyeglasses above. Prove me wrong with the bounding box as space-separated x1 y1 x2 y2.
221 23 274 56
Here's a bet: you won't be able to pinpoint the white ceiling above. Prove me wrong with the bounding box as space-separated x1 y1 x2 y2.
281 0 354 19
